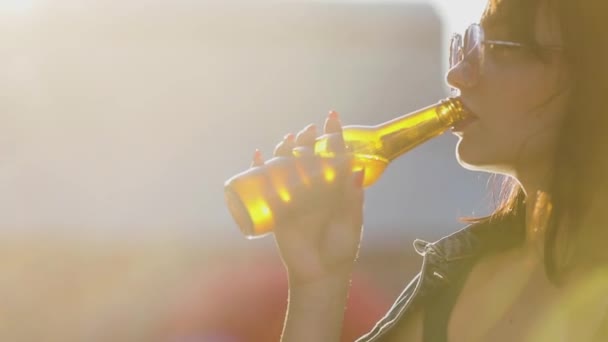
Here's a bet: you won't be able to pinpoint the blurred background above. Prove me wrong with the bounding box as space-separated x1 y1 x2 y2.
0 0 493 341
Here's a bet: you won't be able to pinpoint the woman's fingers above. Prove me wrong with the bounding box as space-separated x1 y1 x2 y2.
273 133 296 157
295 124 317 148
265 109 346 164
250 149 265 167
323 110 343 134
291 124 317 157
323 110 346 154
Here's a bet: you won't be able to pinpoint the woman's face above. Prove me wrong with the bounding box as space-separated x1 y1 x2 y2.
446 1 570 177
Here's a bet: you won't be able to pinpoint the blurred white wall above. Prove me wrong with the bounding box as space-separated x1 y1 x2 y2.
0 1 493 244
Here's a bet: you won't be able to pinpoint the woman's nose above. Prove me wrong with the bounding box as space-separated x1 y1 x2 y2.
445 59 479 91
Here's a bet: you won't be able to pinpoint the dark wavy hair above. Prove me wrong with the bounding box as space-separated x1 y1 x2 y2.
465 0 608 285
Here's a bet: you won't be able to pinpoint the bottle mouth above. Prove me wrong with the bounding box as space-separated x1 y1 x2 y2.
224 189 255 238
446 97 479 126
449 96 479 119
461 103 479 120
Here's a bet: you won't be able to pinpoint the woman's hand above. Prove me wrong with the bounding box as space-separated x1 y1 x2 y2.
253 111 365 286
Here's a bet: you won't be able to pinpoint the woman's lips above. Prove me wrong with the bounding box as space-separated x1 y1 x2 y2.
451 116 479 132
451 105 479 132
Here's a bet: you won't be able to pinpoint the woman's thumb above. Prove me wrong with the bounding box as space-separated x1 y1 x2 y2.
336 168 365 225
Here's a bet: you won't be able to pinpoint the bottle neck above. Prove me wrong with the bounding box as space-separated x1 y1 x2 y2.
374 97 467 161
376 97 466 131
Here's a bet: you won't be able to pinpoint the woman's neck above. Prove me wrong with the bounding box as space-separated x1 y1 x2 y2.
513 163 555 263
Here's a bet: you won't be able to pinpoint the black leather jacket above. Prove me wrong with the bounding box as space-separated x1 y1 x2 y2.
356 216 608 341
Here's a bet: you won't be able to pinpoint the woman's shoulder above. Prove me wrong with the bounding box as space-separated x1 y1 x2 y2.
413 213 525 263
356 216 525 342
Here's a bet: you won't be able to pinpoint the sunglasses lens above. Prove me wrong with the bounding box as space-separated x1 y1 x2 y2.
449 25 485 69
449 34 463 68
463 24 482 59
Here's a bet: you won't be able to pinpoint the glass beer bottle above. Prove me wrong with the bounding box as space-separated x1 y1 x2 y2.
224 97 469 238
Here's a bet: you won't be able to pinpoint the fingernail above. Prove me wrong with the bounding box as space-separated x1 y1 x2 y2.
306 124 317 131
353 169 366 188
284 133 295 142
253 149 263 164
328 110 339 120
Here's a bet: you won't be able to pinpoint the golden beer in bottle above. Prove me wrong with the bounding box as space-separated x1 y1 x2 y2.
224 97 468 238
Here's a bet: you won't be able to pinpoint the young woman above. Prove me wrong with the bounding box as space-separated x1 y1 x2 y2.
250 0 608 340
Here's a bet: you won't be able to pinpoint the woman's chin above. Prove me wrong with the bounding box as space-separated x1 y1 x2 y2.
455 139 489 171
455 138 514 175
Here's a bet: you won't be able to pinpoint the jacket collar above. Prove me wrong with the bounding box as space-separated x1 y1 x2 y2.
413 214 525 262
